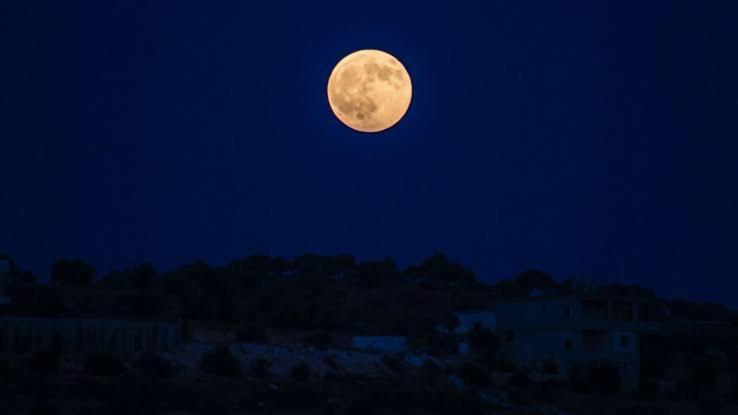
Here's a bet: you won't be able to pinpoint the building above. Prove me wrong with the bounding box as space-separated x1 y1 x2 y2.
495 296 660 391
0 260 10 305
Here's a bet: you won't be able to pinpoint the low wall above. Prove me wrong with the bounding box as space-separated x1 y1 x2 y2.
0 317 182 355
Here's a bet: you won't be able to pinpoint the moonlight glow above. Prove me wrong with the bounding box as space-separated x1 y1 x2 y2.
327 49 412 133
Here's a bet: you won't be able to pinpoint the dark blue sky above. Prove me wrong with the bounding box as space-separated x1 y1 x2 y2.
2 1 737 305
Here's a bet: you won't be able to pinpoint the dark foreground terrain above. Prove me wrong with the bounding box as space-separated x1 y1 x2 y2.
1 253 737 414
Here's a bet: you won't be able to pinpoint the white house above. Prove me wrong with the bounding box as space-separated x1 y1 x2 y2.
494 296 649 391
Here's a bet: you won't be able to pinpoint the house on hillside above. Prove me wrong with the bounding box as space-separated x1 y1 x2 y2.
495 295 662 391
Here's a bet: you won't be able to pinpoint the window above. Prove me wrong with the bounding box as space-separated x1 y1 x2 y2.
620 335 629 348
564 339 573 352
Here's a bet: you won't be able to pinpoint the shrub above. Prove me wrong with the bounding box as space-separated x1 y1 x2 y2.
421 359 443 375
0 359 18 379
30 348 61 374
31 401 56 415
509 370 532 389
303 332 333 347
690 363 718 388
427 333 458 355
133 352 175 378
468 328 500 357
290 361 311 381
250 357 272 379
589 363 621 395
84 352 126 376
542 358 559 375
382 354 405 374
50 258 95 286
322 354 339 371
571 362 621 395
493 358 517 373
200 345 241 378
458 362 490 387
236 325 267 343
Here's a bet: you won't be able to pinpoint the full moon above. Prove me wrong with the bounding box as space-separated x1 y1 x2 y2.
327 49 412 133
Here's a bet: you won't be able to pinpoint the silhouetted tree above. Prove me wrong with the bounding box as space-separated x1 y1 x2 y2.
250 357 272 379
133 352 175 378
439 314 460 334
84 352 126 376
200 344 241 378
404 253 476 289
513 269 558 293
290 361 311 381
458 362 491 387
354 258 398 288
50 258 95 286
468 326 500 358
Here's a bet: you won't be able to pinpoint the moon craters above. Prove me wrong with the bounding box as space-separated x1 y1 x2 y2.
327 50 412 133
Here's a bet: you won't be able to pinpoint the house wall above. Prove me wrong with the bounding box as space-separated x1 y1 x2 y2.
500 330 581 374
609 331 640 391
496 298 581 330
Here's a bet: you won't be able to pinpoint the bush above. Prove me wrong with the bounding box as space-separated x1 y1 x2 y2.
382 354 405 374
200 345 241 378
458 362 490 387
493 358 517 373
571 362 621 395
133 352 175 378
250 358 272 379
50 258 94 286
31 401 56 415
427 333 458 355
84 352 126 376
690 363 718 388
589 363 621 395
30 348 61 374
468 328 500 357
0 359 18 379
509 370 532 389
421 359 444 376
236 325 267 343
542 358 559 375
303 332 333 347
322 354 339 371
290 361 311 381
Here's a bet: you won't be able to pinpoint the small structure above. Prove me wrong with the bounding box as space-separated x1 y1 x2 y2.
0 260 10 305
351 336 407 354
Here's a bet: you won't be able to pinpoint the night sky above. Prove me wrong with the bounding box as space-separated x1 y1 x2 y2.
2 1 737 305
